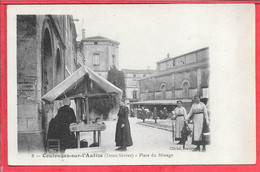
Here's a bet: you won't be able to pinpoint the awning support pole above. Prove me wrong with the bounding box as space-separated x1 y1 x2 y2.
84 75 90 124
85 97 90 124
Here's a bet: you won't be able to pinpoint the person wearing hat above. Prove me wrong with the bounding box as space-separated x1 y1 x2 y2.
172 100 187 144
115 101 133 151
48 98 77 153
185 95 210 151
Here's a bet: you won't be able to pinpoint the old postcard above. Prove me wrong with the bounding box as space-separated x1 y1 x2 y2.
7 4 255 165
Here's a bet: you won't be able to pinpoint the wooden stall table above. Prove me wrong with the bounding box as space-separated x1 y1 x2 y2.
70 122 106 148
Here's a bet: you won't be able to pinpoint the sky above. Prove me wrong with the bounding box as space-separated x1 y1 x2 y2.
71 4 253 70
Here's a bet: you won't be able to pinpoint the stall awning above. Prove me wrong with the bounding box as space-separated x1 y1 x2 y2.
42 66 123 103
131 99 192 106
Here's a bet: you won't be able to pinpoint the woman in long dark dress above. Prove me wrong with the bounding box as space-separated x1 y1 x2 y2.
115 102 133 151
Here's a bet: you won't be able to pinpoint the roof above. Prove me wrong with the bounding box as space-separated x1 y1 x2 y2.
82 36 120 45
122 69 156 74
131 99 192 105
157 47 209 64
42 66 123 103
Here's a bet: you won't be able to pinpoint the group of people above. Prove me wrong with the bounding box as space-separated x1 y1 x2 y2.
132 106 169 122
47 95 209 153
172 95 210 151
116 95 210 152
47 98 133 152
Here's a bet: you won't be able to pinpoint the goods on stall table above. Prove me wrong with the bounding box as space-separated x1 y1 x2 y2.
70 123 106 132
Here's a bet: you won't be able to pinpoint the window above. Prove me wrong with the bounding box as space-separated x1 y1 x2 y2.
182 80 190 98
160 84 166 100
159 63 167 71
186 53 197 64
133 80 137 86
55 49 63 85
145 89 149 100
143 74 146 77
112 55 116 66
133 91 137 99
93 54 100 66
94 42 98 45
133 74 136 78
172 59 176 66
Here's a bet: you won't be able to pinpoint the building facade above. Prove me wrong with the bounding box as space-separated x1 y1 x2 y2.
78 36 120 79
17 15 77 153
122 69 155 104
139 48 209 111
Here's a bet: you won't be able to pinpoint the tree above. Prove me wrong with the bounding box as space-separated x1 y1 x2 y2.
89 96 117 120
107 66 126 100
88 66 126 120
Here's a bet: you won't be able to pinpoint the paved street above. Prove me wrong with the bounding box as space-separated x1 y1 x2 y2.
81 117 196 153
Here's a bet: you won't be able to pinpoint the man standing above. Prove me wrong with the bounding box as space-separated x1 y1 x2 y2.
141 107 146 123
153 107 158 123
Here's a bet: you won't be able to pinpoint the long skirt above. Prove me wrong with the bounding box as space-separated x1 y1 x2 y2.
175 116 184 141
192 113 204 145
115 119 133 147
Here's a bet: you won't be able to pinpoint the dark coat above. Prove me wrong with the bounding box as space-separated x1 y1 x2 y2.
115 106 133 147
153 109 158 119
47 105 77 152
181 122 192 142
141 109 146 120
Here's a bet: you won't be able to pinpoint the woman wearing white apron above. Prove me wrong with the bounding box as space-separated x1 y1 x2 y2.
186 95 210 151
172 100 187 144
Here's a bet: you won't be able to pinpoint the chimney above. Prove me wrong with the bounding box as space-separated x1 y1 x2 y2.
147 66 150 70
167 53 170 58
82 29 86 39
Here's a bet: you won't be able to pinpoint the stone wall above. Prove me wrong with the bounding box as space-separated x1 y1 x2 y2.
80 42 119 73
17 15 77 153
17 15 44 153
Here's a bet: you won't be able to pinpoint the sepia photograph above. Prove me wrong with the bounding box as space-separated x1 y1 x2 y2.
7 4 255 165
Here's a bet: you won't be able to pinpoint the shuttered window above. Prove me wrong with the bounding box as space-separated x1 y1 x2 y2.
93 54 100 66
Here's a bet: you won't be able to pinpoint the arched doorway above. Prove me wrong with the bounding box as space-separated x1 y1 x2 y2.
41 27 54 147
42 28 53 95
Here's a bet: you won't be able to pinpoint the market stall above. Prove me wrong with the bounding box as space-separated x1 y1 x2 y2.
42 65 122 152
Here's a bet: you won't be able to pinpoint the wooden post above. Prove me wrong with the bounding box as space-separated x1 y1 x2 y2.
83 75 90 124
76 132 80 148
93 131 96 143
82 98 85 121
85 97 90 124
75 98 81 122
98 131 101 146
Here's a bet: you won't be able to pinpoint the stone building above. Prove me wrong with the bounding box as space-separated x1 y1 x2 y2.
139 47 209 111
78 36 120 79
122 69 155 105
17 15 78 153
